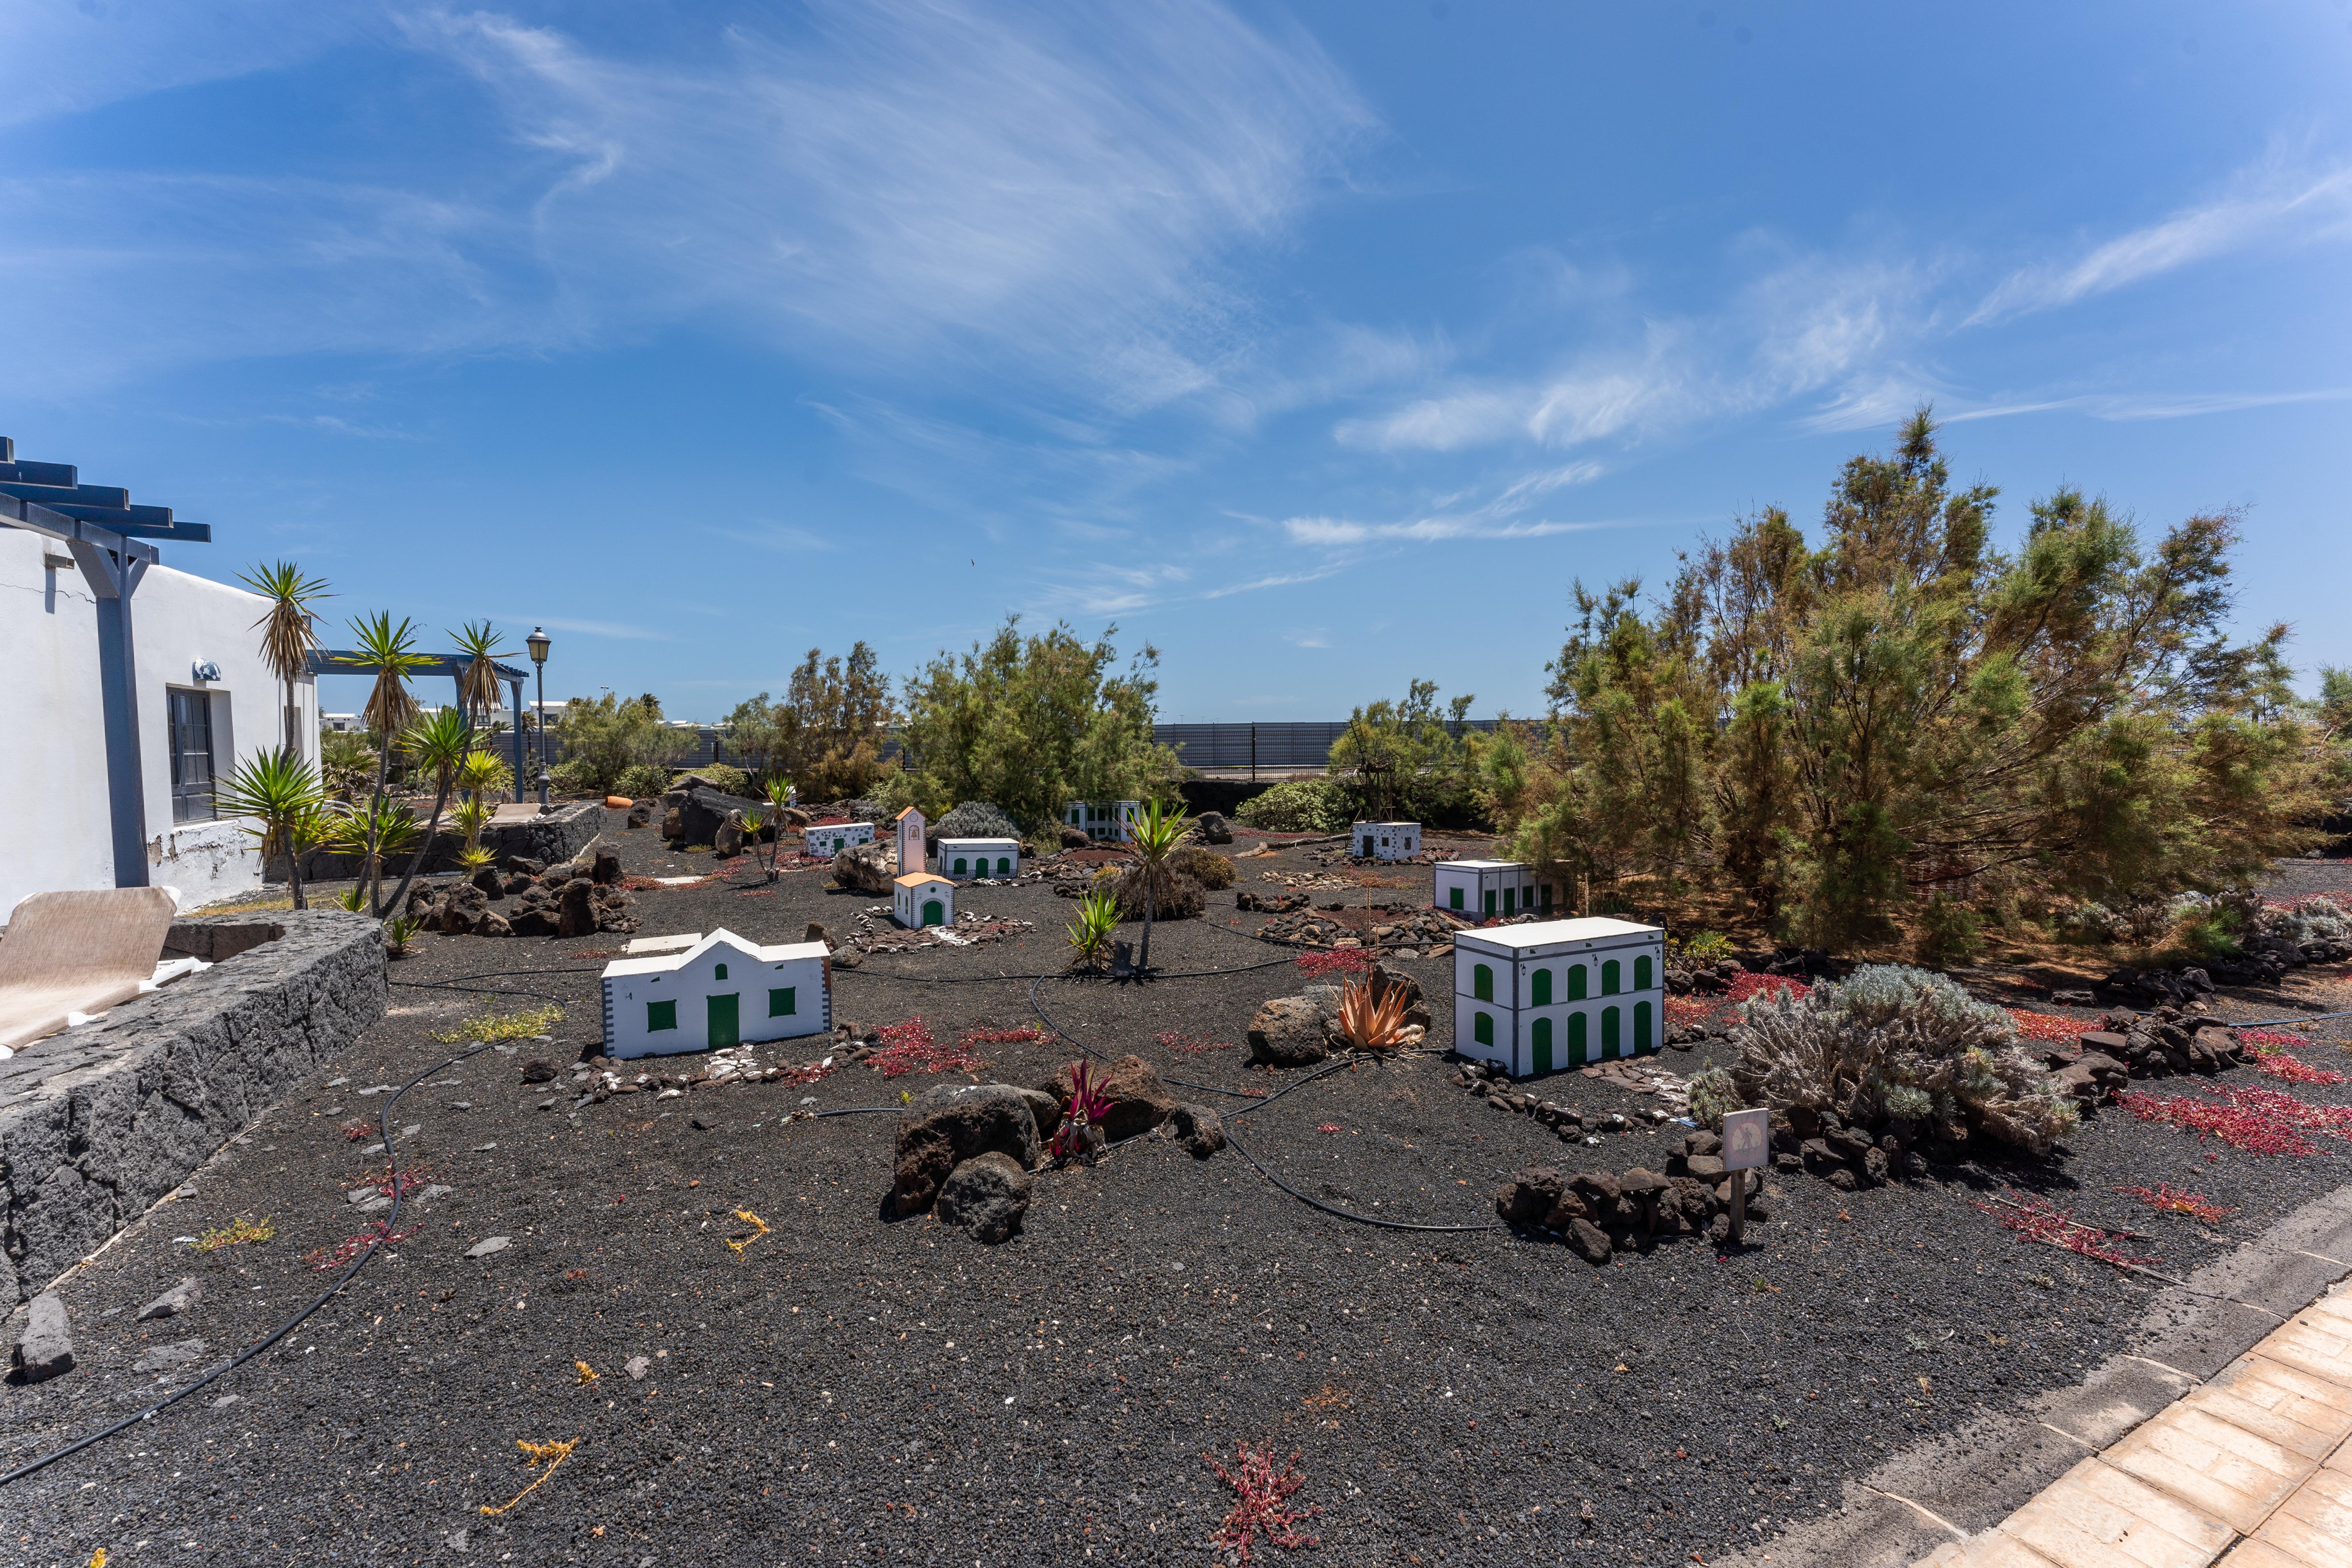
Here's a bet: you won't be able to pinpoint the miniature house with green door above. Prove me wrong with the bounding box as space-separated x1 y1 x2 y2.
893 871 955 928
1433 859 1556 919
599 929 831 1060
938 837 1019 880
1452 917 1664 1078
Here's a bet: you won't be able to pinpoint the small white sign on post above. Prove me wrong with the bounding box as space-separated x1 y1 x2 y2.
1720 1106 1769 1245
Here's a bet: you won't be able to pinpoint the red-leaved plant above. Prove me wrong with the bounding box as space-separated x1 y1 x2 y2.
1050 1061 1113 1163
1203 1438 1320 1561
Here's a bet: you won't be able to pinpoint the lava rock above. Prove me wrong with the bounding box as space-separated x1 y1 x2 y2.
935 1151 1032 1244
832 843 895 895
1565 1218 1614 1265
12 1292 74 1383
893 1084 1043 1216
1799 1138 1847 1176
519 1058 557 1084
1196 812 1233 845
1045 1055 1177 1142
1247 996 1332 1068
1862 1146 1892 1185
1683 1130 1723 1158
1364 961 1433 1033
137 1278 201 1322
1495 1165 1568 1226
592 845 622 884
134 1338 207 1374
1167 1103 1227 1158
470 865 504 899
557 880 598 938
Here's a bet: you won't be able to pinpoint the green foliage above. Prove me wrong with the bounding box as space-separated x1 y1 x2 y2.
429 1003 565 1044
1914 895 1985 969
1492 411 2336 944
381 915 423 955
318 729 378 802
898 617 1177 830
613 763 670 800
1235 777 1353 833
680 762 752 797
1067 888 1119 970
1686 1067 1744 1131
550 693 689 794
213 749 336 910
447 621 513 730
1171 844 1236 889
1671 929 1735 963
1327 680 1485 824
723 642 897 799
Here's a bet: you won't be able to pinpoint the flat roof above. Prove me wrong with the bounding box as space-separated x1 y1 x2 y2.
937 836 1018 846
1454 916 1660 953
1356 821 1419 829
1437 859 1526 872
894 872 953 888
601 928 828 978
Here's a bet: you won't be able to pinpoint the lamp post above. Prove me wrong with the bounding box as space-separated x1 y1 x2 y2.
526 626 552 810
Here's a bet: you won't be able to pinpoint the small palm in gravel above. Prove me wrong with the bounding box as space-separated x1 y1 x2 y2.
1333 974 1415 1053
1125 797 1189 975
1067 888 1118 971
1049 1061 1111 1162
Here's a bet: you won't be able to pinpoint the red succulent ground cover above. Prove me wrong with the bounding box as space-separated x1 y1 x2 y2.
2117 1183 2237 1224
865 1019 1039 1077
2251 1050 2348 1086
1726 972 1810 1005
1975 1192 2151 1270
1664 996 1711 1030
2006 1009 2096 1042
2117 1084 2352 1156
304 1221 422 1271
1294 950 1368 979
1156 1031 1238 1054
1202 1439 1320 1561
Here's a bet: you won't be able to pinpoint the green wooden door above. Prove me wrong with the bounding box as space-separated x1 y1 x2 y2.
922 899 944 927
1602 1005 1621 1058
1532 1016 1553 1075
707 992 740 1049
1567 1011 1587 1065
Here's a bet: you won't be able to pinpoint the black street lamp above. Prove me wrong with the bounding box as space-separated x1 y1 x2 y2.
526 626 552 809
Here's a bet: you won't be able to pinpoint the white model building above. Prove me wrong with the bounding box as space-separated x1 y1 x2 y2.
939 837 1019 880
599 929 831 1060
893 871 955 929
1063 800 1138 843
1434 859 1557 920
894 806 927 873
1453 917 1665 1077
1352 821 1421 860
802 819 875 859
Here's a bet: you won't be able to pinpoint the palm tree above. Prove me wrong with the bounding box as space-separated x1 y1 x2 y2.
340 613 432 799
214 750 334 911
237 562 330 760
1126 796 1190 976
448 621 512 736
381 706 473 919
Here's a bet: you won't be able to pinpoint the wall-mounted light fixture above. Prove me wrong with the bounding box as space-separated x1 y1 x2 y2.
191 661 223 682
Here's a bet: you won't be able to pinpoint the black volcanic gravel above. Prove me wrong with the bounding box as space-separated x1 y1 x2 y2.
5 820 2352 1567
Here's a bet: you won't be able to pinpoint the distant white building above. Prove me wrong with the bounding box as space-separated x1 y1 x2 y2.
1352 821 1421 860
1434 859 1557 920
1453 917 1665 1077
893 871 955 929
939 837 1018 880
803 820 875 859
1063 800 1138 843
599 928 831 1060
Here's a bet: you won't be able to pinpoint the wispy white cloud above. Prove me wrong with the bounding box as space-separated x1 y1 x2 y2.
1283 514 1610 546
1968 159 2352 324
1940 387 2352 424
0 3 365 129
496 615 668 642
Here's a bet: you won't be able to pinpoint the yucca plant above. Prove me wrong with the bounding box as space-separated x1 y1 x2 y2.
334 884 370 914
451 791 491 854
382 914 423 955
340 613 432 792
213 749 334 910
1067 887 1119 971
455 844 497 878
335 793 420 914
1333 973 1415 1053
1125 797 1190 976
236 561 330 759
381 706 473 919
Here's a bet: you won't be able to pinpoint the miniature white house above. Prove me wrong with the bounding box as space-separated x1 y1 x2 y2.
1062 800 1138 843
893 871 955 928
938 837 1019 880
599 929 831 1059
802 820 875 859
1452 917 1665 1077
1434 859 1557 919
1352 821 1421 860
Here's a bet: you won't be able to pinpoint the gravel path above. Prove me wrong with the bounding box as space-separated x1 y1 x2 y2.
5 818 2352 1566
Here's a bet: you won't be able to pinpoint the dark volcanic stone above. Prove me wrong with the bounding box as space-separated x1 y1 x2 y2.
1800 1138 1847 1176
1565 1218 1614 1266
1494 1165 1568 1226
1045 1055 1177 1142
557 880 598 938
1167 1103 1226 1159
891 1085 1042 1216
935 1152 1031 1244
1246 996 1330 1069
12 1293 74 1383
519 1058 557 1084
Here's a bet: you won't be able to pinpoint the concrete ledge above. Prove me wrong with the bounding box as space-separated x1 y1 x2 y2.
0 909 384 1307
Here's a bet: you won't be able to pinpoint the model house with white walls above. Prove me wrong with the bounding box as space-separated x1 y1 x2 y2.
599 929 831 1060
1453 917 1665 1078
1063 800 1138 843
803 819 875 859
1434 860 1557 920
1352 821 1421 860
938 837 1018 880
894 806 926 873
894 871 955 929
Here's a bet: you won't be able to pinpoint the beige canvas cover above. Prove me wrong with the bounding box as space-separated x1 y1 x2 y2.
0 888 178 1053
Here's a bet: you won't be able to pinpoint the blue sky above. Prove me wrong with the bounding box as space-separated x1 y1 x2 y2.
6 1 2349 722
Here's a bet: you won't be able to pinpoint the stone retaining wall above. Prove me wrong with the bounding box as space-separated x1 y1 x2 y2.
0 909 385 1307
292 799 607 880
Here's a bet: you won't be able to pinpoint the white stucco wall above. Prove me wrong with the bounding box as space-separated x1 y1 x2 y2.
0 527 317 920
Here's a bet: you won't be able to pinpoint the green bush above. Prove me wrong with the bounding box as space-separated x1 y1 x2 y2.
1914 896 1984 968
613 764 670 800
678 763 751 797
548 758 601 795
1235 778 1352 833
1686 1067 1743 1131
1171 844 1236 889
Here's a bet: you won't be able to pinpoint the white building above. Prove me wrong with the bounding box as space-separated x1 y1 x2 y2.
1063 800 1138 843
803 820 875 859
893 806 926 874
938 837 1018 880
599 929 831 1059
2 443 318 920
1352 821 1421 860
1434 859 1559 920
893 871 955 929
1453 917 1665 1077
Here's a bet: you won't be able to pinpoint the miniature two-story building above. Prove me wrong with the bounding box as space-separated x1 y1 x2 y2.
894 806 926 873
599 929 831 1060
1453 917 1664 1077
938 837 1018 880
802 819 875 859
893 871 955 928
1352 821 1421 860
1434 859 1558 919
1063 800 1138 843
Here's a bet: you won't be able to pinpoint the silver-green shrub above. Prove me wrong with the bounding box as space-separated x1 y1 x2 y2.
1730 964 2078 1155
1685 1067 1742 1131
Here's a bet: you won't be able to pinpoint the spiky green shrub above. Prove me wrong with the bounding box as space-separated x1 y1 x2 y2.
1914 895 1984 968
1731 963 2077 1155
1686 1067 1743 1131
1235 778 1352 833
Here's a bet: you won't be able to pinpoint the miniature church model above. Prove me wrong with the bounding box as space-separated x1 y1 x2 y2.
893 871 955 929
1452 917 1664 1078
599 929 831 1060
1352 821 1421 860
1434 859 1555 919
894 806 927 874
1062 800 1138 843
939 837 1019 880
803 819 875 859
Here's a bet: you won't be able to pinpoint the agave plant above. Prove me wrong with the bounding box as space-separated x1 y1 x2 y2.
1049 1061 1113 1162
1332 973 1416 1053
212 749 334 910
1066 887 1119 971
